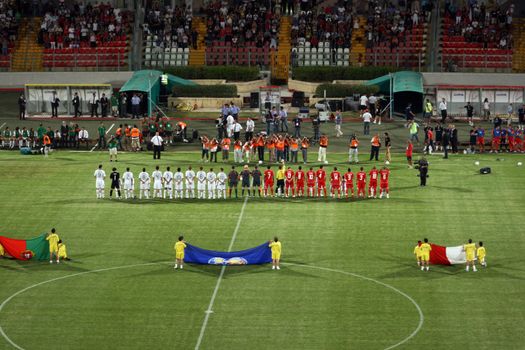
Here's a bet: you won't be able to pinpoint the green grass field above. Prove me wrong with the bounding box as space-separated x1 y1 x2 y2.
0 148 524 350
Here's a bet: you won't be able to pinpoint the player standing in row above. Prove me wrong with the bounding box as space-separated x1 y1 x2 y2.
316 165 327 197
217 168 227 199
206 168 217 199
174 167 184 199
185 166 196 199
419 238 432 271
94 164 106 199
240 165 251 197
368 166 379 198
356 167 366 198
264 166 275 197
123 167 135 199
306 167 316 197
379 166 390 198
330 167 342 198
295 166 305 197
285 166 295 197
252 166 263 197
109 167 121 199
163 166 174 199
138 168 150 199
196 167 207 199
343 168 354 198
152 166 163 198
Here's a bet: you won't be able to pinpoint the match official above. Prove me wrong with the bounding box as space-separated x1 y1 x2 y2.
418 157 429 186
151 131 163 160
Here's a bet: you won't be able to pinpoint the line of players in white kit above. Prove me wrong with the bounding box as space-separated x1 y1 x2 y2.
93 164 229 199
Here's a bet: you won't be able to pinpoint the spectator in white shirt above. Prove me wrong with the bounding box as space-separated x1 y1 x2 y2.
245 118 255 141
362 109 372 135
359 94 368 111
78 127 89 149
439 98 448 123
151 131 164 159
233 121 243 141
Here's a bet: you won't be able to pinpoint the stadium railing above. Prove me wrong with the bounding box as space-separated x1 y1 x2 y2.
42 48 128 71
204 46 276 66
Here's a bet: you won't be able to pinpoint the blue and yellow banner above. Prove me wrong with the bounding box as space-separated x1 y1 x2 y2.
185 242 272 265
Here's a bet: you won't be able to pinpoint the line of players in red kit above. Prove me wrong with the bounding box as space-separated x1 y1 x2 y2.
262 164 390 199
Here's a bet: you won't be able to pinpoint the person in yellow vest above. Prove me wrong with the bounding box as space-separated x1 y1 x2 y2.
419 238 432 271
269 236 281 270
413 240 423 267
57 240 70 261
318 134 328 163
174 235 187 270
463 238 477 272
423 99 433 123
46 228 60 264
477 241 486 268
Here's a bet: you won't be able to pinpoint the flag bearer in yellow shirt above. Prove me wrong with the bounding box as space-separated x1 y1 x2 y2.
413 240 423 267
419 238 432 271
57 240 70 261
477 241 486 268
269 237 282 270
46 228 60 264
463 238 477 272
174 236 187 270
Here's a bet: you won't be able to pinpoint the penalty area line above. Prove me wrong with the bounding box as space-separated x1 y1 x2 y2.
194 196 249 350
90 123 115 152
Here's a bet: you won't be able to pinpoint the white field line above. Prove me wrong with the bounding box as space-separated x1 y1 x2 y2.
0 123 6 130
90 123 115 152
194 196 249 350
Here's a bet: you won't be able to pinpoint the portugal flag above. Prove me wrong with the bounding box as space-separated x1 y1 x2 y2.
0 233 50 261
430 244 473 265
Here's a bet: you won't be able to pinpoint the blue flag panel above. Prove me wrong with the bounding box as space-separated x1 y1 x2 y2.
184 242 272 265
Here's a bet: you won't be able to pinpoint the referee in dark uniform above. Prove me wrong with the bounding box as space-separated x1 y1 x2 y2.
418 158 429 187
109 167 121 199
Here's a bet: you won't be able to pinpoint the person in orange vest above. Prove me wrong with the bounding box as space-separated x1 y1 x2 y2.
267 136 276 162
275 135 285 162
177 121 188 141
233 139 243 163
290 137 299 163
115 124 123 150
256 134 265 163
318 134 328 163
370 133 381 161
243 140 252 163
221 137 231 161
43 133 51 157
123 124 132 151
349 134 359 163
201 135 209 162
300 137 309 164
209 138 219 162
130 124 141 151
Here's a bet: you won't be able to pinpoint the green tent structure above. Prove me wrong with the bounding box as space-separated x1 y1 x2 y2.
119 70 197 116
366 71 424 114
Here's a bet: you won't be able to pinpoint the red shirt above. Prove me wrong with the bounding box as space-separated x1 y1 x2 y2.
369 169 379 183
285 169 294 182
316 169 326 185
306 170 316 186
379 169 390 184
344 172 354 186
406 143 413 157
295 170 305 184
357 171 366 185
330 171 341 187
264 169 274 183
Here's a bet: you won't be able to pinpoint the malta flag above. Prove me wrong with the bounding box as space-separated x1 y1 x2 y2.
429 244 474 265
0 233 50 261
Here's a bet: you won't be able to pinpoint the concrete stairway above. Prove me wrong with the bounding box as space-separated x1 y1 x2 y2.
11 17 44 72
189 17 207 66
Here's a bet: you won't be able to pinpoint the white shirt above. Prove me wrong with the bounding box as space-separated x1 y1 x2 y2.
163 171 173 185
362 112 372 122
79 130 89 139
131 96 141 105
483 101 490 110
94 169 106 179
368 95 377 105
139 171 150 183
246 119 255 132
185 170 195 182
226 115 235 127
360 95 368 106
152 170 163 182
233 123 242 132
196 170 207 183
439 101 447 111
279 109 287 118
174 172 184 183
151 135 163 146
217 172 227 185
123 171 134 183
206 171 217 183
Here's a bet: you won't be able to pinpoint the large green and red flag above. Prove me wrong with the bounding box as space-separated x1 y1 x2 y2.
0 233 49 261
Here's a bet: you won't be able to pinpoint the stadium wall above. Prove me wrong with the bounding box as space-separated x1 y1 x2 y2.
0 72 135 89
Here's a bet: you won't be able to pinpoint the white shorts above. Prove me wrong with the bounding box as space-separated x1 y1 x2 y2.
96 179 105 189
140 182 150 190
186 181 194 189
208 184 216 191
109 148 117 155
164 186 173 191
175 183 183 191
153 181 162 190
198 183 206 191
217 184 226 190
124 181 133 190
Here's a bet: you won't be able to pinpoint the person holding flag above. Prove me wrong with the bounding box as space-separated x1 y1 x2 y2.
0 242 4 258
477 242 486 268
269 237 282 270
58 240 70 261
174 236 187 270
420 238 432 271
463 239 477 272
46 228 60 264
413 240 423 267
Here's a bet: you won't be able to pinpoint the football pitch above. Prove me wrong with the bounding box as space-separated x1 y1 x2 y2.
0 150 524 350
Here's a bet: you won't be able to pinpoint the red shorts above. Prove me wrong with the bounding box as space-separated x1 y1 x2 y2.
307 182 315 188
318 183 326 189
296 182 304 189
380 182 389 189
285 181 293 188
264 181 274 188
357 183 365 189
492 137 501 145
331 184 341 189
477 137 484 145
369 181 377 188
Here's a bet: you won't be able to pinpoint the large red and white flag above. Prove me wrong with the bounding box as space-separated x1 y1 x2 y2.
429 244 473 265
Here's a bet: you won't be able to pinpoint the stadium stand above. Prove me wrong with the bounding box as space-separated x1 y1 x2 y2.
291 2 353 66
440 2 513 71
0 0 19 70
203 1 280 66
512 17 525 72
142 4 194 68
364 1 430 68
38 2 131 70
